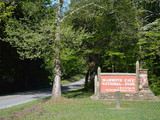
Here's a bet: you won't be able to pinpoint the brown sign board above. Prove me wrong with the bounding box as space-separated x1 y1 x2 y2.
91 63 158 100
101 74 136 93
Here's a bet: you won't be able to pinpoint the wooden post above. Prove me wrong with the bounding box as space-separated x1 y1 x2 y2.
116 91 120 109
136 61 139 93
97 67 101 94
94 75 98 95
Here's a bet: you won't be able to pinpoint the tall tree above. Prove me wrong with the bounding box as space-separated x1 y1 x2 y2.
2 0 91 98
51 0 93 98
51 0 62 99
66 0 142 90
138 18 160 95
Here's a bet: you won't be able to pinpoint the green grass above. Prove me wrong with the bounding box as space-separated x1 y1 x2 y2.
61 73 85 85
0 97 50 119
0 89 160 120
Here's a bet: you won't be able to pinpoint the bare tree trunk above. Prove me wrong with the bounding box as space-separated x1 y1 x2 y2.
86 60 96 91
51 57 61 99
89 71 94 91
85 69 89 91
51 0 62 100
112 64 114 73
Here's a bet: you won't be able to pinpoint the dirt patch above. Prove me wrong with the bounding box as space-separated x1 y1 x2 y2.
23 102 45 112
12 111 26 118
0 118 12 120
23 107 45 112
22 105 45 118
23 107 37 112
39 99 48 104
22 103 46 118
46 98 83 104
36 112 54 117
102 101 114 104
1 100 48 120
11 103 45 119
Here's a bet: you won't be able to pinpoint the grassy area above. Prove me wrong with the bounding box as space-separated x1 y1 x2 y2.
61 73 85 85
0 89 160 120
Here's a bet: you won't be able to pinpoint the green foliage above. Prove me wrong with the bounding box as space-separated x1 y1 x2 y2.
4 18 56 59
68 0 140 73
1 0 92 82
0 1 15 23
138 18 160 95
1 1 55 59
60 25 93 77
43 25 93 81
0 0 160 94
138 18 160 62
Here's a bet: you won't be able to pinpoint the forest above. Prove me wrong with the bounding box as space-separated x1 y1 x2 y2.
0 0 160 96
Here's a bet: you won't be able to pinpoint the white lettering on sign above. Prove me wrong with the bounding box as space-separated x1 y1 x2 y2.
101 75 136 93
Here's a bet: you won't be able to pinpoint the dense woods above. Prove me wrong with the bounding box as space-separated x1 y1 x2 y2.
0 0 160 96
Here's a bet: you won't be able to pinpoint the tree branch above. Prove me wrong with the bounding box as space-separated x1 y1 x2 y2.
61 3 115 22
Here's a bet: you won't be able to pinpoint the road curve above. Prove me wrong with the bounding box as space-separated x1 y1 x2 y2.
0 78 85 109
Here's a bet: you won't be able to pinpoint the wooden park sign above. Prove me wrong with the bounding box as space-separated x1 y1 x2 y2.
101 73 136 93
91 61 158 100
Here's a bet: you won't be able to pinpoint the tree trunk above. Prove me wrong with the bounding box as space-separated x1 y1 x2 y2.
51 57 61 99
51 0 62 100
85 69 89 91
112 64 114 73
86 60 96 91
89 71 94 91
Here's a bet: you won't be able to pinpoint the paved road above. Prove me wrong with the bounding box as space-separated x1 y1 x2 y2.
0 78 85 110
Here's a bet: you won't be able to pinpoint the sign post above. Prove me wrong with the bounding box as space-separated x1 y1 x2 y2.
116 91 120 108
97 67 101 95
136 61 139 93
